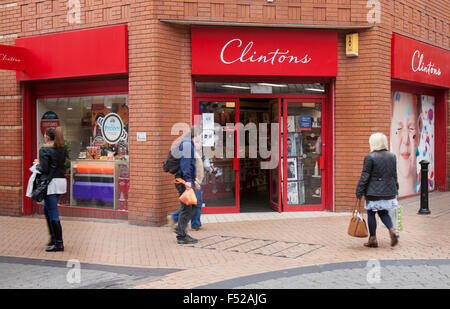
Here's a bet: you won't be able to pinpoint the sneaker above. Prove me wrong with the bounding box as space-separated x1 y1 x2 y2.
191 226 204 231
177 235 198 245
167 215 175 229
185 234 198 242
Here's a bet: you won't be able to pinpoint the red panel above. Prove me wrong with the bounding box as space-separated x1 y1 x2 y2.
0 44 27 71
392 33 450 88
15 25 128 81
434 90 448 191
22 83 33 215
191 27 337 77
32 78 128 98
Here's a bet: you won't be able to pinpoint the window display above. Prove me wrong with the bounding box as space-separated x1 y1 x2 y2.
390 91 435 197
199 101 236 208
37 95 129 210
283 102 322 206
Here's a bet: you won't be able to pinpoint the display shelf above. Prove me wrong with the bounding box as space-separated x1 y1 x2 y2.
70 160 128 210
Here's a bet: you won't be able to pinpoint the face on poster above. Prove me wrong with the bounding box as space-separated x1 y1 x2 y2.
287 182 299 205
287 157 297 181
390 91 435 197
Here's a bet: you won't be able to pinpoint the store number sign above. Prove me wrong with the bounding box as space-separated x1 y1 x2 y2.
97 113 128 144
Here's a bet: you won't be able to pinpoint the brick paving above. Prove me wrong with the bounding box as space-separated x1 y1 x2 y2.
0 191 448 289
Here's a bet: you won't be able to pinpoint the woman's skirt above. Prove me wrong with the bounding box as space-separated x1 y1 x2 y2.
364 198 399 211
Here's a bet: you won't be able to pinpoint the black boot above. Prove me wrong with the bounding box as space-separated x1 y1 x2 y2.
45 213 55 246
46 221 64 252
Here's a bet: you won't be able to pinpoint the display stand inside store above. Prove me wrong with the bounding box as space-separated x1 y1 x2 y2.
70 159 128 210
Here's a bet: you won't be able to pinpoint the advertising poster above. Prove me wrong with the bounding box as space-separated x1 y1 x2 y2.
390 91 435 197
416 95 435 192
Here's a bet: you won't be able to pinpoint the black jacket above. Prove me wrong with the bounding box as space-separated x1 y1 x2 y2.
37 146 66 180
356 150 399 200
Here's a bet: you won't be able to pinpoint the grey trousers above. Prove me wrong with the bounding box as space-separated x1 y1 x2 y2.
175 183 197 239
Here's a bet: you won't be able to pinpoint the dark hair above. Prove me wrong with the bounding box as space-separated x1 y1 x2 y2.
46 127 64 148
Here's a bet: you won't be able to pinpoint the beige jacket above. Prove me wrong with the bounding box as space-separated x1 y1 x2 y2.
195 150 204 186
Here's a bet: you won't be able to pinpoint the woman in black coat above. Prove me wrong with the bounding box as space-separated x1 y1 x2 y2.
36 127 67 252
356 133 400 248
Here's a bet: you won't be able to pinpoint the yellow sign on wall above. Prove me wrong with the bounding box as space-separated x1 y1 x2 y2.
346 33 359 57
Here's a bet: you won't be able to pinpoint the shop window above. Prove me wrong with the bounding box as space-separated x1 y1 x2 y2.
390 91 435 197
37 95 129 211
195 82 324 94
284 102 322 206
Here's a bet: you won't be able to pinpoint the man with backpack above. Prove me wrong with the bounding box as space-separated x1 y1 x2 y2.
164 126 202 244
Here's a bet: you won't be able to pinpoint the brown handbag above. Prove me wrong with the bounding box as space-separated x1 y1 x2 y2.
348 199 369 238
175 178 198 206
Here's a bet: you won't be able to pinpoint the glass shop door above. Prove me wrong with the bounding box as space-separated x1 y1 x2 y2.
281 98 326 211
194 98 240 214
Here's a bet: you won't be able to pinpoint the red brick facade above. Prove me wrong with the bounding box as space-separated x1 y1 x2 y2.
0 0 449 225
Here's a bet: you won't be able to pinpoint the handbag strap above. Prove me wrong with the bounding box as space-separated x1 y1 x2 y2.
353 199 363 214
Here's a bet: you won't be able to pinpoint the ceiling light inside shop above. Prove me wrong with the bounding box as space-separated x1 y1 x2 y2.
222 84 251 90
257 83 288 87
305 88 325 92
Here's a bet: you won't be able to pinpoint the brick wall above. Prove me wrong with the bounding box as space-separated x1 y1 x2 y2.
0 33 22 216
334 26 393 212
127 2 192 226
0 0 448 223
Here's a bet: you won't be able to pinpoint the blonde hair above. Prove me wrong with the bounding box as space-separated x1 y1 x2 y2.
369 133 389 152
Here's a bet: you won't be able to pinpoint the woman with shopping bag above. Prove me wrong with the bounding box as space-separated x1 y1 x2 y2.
34 127 67 252
355 133 400 248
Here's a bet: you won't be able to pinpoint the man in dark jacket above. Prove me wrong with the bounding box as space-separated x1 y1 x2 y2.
174 129 201 244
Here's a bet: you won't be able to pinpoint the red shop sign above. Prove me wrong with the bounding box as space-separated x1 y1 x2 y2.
391 33 450 88
15 25 128 81
191 27 337 77
0 44 26 71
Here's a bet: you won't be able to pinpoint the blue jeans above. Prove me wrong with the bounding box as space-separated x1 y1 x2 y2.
172 187 203 229
44 194 61 221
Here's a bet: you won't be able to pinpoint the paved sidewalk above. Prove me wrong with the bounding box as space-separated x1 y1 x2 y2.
0 191 448 289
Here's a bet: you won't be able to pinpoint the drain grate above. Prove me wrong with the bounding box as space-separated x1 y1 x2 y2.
189 235 324 259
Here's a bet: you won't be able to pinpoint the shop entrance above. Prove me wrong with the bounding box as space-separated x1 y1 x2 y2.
238 98 272 213
194 93 328 214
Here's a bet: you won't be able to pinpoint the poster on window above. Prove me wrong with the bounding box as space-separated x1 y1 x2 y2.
390 91 435 197
416 95 435 192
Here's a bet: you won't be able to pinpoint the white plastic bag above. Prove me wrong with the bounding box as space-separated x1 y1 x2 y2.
389 204 403 232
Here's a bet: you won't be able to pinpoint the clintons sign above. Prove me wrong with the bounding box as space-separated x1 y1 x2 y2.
191 27 337 76
0 44 26 71
392 34 450 88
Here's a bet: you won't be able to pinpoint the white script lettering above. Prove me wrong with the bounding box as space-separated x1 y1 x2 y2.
220 38 311 65
411 50 441 76
0 53 21 63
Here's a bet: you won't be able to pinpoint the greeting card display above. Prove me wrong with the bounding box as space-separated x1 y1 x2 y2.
287 157 297 181
287 182 299 205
